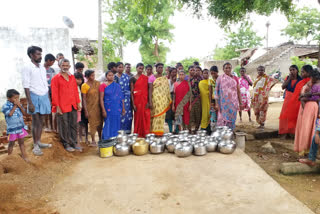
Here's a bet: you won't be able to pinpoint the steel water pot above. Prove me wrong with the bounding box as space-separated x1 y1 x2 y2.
150 141 165 154
194 143 207 156
206 139 219 152
174 142 193 157
113 143 130 156
218 140 236 154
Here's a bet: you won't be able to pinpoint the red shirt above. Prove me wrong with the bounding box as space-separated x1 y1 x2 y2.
51 73 80 113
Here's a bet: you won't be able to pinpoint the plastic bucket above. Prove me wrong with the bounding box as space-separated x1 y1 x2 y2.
98 137 116 158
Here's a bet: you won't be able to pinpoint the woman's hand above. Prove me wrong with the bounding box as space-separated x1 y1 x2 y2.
122 108 126 116
172 105 175 112
102 110 107 118
85 110 89 119
189 104 192 112
149 102 153 109
133 105 137 112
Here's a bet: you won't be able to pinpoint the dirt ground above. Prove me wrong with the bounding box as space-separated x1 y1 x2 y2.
0 101 319 213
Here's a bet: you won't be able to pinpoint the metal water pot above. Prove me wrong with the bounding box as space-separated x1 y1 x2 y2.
222 131 234 141
113 143 130 156
194 142 207 156
117 130 127 144
174 142 193 157
166 138 177 153
150 140 165 154
218 140 236 154
206 139 219 152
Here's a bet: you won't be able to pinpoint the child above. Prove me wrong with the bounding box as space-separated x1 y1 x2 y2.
209 66 219 130
74 72 87 147
300 69 320 112
1 89 29 162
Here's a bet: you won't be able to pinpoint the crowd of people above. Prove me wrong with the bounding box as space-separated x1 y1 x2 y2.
1 45 320 166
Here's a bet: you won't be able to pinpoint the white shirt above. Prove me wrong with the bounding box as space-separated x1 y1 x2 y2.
21 62 48 96
97 73 106 82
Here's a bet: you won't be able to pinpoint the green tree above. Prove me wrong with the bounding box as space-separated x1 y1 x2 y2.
75 38 121 70
170 57 200 72
282 7 320 66
213 22 263 60
290 56 318 71
106 0 176 64
134 0 294 26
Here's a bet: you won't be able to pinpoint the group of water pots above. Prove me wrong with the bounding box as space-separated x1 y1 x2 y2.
113 126 237 157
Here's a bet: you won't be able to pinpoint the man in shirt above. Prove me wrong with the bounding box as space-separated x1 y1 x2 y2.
97 62 117 82
22 46 52 156
44 53 56 132
51 59 81 152
125 63 134 78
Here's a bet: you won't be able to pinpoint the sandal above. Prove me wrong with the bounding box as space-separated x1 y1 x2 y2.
299 158 316 166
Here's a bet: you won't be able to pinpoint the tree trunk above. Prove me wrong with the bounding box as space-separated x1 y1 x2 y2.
119 43 123 60
97 0 104 74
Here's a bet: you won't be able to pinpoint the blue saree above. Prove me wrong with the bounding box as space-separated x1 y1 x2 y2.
102 82 124 140
114 73 133 134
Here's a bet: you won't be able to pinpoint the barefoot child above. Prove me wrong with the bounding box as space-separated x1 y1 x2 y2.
74 72 87 148
1 89 29 162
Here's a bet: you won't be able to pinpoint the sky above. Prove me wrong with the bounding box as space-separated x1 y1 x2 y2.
0 0 319 65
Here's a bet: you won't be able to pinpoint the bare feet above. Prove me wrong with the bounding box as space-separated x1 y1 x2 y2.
89 142 97 147
299 158 316 166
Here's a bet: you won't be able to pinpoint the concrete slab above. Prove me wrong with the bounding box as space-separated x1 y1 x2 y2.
49 150 314 214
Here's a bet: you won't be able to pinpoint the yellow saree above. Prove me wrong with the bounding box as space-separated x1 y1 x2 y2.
151 76 172 136
199 79 210 129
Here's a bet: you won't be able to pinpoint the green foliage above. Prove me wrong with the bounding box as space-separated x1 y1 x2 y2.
213 22 262 60
75 38 121 70
135 0 294 26
290 56 318 72
170 57 200 72
233 65 241 77
282 7 320 44
106 0 176 64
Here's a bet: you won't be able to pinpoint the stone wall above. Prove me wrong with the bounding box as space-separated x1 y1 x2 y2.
0 27 73 106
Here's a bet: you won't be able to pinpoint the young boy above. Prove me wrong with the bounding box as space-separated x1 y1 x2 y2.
2 89 29 162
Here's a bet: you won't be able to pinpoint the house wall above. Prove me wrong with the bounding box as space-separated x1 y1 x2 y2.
203 59 239 74
0 27 73 106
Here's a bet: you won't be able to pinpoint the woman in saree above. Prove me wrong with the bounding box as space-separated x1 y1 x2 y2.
279 65 302 137
252 66 279 130
149 63 172 136
291 65 315 156
172 70 190 131
199 69 211 134
81 70 102 146
99 71 125 140
238 67 253 122
130 63 151 137
114 62 133 134
215 62 243 130
189 65 202 133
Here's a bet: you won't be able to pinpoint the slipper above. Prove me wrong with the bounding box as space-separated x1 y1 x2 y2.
299 159 316 166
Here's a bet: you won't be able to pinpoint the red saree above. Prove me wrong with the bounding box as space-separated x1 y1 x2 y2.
175 80 190 125
280 77 310 130
133 75 150 137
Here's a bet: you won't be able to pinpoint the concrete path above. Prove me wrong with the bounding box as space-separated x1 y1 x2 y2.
49 150 314 214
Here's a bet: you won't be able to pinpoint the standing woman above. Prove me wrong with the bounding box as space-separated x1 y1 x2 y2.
279 65 302 136
165 67 177 133
130 63 151 137
199 69 211 134
114 62 133 134
172 70 191 131
209 66 219 128
189 65 202 133
292 65 315 156
238 67 253 122
99 71 125 140
215 62 243 130
149 63 172 136
252 66 279 129
81 70 102 146
146 64 154 79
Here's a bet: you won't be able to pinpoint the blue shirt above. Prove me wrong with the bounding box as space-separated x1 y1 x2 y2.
1 101 27 134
